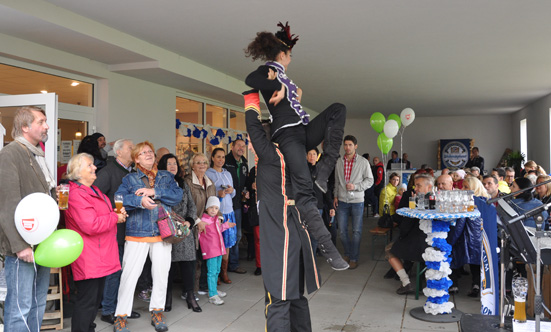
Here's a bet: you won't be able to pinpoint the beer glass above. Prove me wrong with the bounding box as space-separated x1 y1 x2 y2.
409 197 416 209
114 193 124 213
512 276 528 323
58 184 69 210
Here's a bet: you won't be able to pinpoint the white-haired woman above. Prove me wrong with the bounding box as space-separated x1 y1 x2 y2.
65 153 127 332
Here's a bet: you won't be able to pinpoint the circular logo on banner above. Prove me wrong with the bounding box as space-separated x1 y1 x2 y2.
442 141 469 168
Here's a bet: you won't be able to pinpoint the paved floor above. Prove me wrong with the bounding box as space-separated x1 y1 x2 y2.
58 215 481 331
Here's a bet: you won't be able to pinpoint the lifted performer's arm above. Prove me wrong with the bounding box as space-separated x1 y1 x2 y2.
244 90 277 162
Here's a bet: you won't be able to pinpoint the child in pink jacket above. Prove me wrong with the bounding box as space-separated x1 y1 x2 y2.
199 196 236 305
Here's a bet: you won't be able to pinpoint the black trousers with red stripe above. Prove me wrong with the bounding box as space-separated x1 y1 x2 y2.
264 255 311 332
271 103 346 247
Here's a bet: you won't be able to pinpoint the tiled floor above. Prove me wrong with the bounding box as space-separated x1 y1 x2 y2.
58 216 481 331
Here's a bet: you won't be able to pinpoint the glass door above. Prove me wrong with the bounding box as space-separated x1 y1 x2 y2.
0 93 58 181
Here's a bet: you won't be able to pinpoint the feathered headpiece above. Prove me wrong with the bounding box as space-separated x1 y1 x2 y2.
275 21 299 50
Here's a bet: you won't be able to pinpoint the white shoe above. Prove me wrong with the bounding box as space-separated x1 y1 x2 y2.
209 295 224 305
217 290 226 298
197 290 208 295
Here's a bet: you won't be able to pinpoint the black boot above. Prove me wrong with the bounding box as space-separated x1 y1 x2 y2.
319 242 349 271
186 290 202 312
312 103 346 193
164 292 172 312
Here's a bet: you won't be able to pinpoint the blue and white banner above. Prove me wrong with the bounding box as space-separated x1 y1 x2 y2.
478 198 499 315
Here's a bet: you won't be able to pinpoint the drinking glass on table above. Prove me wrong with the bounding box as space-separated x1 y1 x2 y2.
114 193 124 213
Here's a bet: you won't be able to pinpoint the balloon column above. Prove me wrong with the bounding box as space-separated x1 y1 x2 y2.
370 109 416 197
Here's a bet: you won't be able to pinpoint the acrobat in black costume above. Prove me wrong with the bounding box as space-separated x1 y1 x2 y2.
245 93 320 332
245 22 348 270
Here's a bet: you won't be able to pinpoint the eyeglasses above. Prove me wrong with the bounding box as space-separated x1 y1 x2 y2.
138 150 154 156
194 161 208 165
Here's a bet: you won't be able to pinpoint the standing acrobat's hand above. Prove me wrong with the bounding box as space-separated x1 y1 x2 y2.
270 85 285 106
267 68 277 80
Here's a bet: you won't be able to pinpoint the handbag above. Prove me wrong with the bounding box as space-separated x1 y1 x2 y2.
139 176 189 244
156 205 190 244
377 204 394 228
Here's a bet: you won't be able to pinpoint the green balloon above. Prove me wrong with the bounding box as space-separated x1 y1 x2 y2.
370 112 386 133
35 229 84 268
388 113 401 128
377 133 393 154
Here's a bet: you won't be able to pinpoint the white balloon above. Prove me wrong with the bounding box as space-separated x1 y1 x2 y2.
383 120 399 138
400 108 416 127
14 193 59 245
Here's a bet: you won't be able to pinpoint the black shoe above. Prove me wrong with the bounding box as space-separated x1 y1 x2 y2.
396 283 414 295
467 284 480 297
186 291 202 313
319 243 349 271
384 268 397 279
100 313 115 324
129 310 141 319
254 267 262 275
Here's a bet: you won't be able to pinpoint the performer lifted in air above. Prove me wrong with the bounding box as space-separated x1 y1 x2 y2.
244 22 348 270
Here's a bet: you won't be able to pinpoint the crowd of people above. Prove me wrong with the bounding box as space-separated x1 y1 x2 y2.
3 22 551 332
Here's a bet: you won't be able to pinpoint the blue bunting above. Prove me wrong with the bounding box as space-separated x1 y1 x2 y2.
215 128 225 138
176 119 181 129
210 137 220 145
201 129 208 138
245 138 249 145
236 133 243 140
427 277 453 290
432 220 450 233
426 294 450 304
191 126 200 138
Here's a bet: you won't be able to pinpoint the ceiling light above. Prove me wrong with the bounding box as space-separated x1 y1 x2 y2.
71 82 80 86
40 90 48 94
75 131 82 138
175 109 179 112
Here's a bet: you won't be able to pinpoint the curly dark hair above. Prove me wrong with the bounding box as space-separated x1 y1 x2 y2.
245 31 288 62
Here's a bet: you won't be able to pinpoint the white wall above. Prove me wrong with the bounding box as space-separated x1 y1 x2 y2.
511 92 551 171
345 114 513 171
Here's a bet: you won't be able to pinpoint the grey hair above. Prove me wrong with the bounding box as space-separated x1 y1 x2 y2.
415 173 435 185
66 153 94 181
189 153 208 170
470 166 480 173
11 106 46 138
113 139 132 155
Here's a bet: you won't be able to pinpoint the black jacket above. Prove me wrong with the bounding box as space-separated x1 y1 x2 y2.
224 152 248 210
93 157 132 245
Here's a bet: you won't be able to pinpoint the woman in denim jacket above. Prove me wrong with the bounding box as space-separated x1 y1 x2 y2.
113 141 183 332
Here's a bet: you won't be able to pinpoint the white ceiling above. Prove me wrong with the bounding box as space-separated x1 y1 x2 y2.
1 0 551 118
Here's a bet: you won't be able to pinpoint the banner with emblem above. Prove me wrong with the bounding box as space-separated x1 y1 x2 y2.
438 139 473 170
478 198 499 315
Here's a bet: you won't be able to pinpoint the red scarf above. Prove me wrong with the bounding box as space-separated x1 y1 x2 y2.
137 164 158 188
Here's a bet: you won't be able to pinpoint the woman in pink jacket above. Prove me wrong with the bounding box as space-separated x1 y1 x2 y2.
199 196 236 306
65 153 127 332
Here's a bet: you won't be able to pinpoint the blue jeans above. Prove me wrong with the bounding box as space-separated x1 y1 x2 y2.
206 256 222 297
101 243 124 315
337 201 365 262
229 208 242 270
4 255 50 331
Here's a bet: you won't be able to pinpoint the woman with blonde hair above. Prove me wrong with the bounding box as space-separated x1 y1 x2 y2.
536 175 551 204
462 177 490 199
